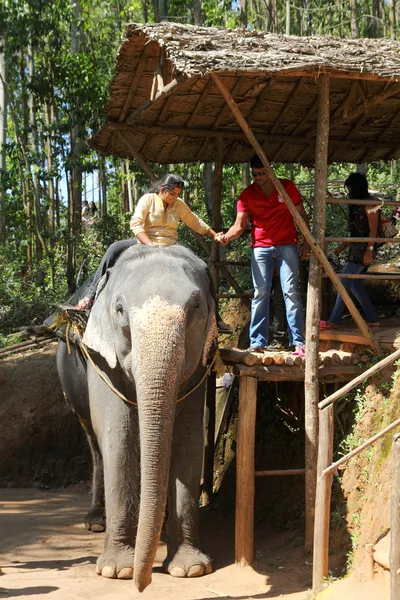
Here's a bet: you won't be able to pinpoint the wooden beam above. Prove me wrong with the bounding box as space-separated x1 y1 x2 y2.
201 371 216 506
312 404 334 594
235 376 257 566
118 44 151 123
109 122 400 150
344 83 400 121
234 363 362 381
270 77 306 135
327 198 400 207
126 76 183 125
210 72 381 354
116 132 156 181
255 468 305 476
304 74 330 554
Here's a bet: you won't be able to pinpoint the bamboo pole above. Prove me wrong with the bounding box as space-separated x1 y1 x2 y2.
391 433 400 600
312 405 334 594
304 74 330 553
255 468 305 476
210 72 380 354
324 417 400 476
319 347 400 410
235 375 257 566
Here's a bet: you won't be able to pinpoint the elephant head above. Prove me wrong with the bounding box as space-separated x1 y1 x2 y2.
83 244 217 591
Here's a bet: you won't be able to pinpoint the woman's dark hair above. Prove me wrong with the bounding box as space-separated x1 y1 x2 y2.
148 174 185 193
89 201 98 213
345 172 369 199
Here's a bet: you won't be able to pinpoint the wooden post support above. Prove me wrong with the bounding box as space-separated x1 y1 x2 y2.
210 72 380 354
210 137 224 293
235 375 257 566
390 433 400 600
304 75 330 553
201 371 216 506
312 404 334 595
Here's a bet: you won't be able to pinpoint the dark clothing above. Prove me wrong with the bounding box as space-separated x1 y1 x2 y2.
347 204 378 265
85 239 137 301
269 275 288 345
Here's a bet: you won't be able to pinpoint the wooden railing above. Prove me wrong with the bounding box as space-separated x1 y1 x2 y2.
313 347 400 598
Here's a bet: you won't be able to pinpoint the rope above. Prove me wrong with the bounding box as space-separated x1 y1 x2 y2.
57 308 217 407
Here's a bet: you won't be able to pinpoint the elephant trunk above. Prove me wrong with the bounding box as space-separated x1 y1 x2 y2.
129 296 186 592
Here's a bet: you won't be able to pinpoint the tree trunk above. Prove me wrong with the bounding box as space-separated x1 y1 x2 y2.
193 0 203 25
159 0 168 20
45 102 55 238
142 0 148 22
390 0 396 39
350 0 359 37
239 0 248 28
0 29 7 242
153 0 160 22
286 0 291 35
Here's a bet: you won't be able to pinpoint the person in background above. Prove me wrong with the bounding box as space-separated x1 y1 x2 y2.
75 174 231 332
217 155 309 356
320 172 380 330
81 200 89 221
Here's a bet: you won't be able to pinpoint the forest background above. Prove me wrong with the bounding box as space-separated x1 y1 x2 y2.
1 0 400 344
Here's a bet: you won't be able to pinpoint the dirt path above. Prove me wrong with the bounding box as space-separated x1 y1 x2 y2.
0 486 316 600
0 487 390 600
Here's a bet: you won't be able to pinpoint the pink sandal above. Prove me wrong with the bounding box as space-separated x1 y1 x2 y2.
320 320 338 331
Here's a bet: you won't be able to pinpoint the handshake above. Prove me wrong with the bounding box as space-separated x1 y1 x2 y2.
213 232 229 246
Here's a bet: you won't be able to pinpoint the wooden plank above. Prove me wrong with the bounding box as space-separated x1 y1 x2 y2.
210 72 381 354
234 364 362 381
312 405 334 594
109 122 400 150
391 433 400 600
327 198 400 207
326 236 400 243
304 74 330 554
235 376 257 566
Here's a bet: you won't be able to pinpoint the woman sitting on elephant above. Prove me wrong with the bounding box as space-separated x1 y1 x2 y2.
76 174 230 329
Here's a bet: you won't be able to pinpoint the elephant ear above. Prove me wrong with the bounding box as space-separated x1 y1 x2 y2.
82 282 117 369
202 294 218 367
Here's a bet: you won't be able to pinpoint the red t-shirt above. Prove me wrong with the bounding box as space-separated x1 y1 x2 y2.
237 179 303 247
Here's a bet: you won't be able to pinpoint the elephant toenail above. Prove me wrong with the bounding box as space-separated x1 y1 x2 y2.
90 523 105 533
118 567 133 579
205 562 213 575
95 563 102 575
170 566 186 577
101 566 116 578
188 563 204 577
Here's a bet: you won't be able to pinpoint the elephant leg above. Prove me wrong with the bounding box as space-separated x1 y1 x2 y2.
83 427 105 533
89 366 139 580
164 382 212 578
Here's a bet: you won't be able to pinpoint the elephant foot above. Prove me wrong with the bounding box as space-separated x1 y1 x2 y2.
164 545 212 578
85 506 106 533
96 545 135 579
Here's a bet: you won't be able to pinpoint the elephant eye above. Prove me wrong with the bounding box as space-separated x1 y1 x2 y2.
115 301 124 314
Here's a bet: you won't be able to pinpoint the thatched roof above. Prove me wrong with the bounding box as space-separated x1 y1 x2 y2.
91 22 400 165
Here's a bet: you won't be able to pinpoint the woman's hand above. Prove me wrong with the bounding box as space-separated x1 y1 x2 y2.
213 232 225 244
363 247 375 266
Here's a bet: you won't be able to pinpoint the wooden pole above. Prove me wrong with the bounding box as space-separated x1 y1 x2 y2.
235 375 257 566
201 371 216 506
210 137 224 292
116 132 156 182
391 433 400 600
319 347 400 410
210 72 380 354
312 404 334 594
304 74 330 553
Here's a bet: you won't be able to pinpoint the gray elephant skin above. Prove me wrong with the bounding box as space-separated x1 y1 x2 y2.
56 244 217 592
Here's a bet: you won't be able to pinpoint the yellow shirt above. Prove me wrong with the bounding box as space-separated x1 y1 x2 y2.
130 192 210 246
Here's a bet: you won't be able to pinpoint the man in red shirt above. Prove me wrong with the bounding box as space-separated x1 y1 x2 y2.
218 155 310 355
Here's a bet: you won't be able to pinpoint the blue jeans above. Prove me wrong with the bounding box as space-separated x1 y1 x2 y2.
328 262 379 324
250 245 305 348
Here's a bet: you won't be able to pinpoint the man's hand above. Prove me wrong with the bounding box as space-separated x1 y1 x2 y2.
214 232 225 244
300 241 311 260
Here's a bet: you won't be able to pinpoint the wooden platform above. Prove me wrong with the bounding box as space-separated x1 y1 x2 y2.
219 321 400 382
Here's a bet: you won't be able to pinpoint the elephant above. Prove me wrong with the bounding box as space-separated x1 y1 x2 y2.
56 243 218 592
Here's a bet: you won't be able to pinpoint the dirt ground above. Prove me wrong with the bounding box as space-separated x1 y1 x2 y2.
0 486 390 600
